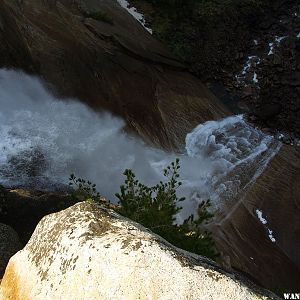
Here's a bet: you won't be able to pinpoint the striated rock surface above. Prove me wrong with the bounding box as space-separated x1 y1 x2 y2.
0 224 21 279
0 0 229 149
209 145 300 292
0 202 278 300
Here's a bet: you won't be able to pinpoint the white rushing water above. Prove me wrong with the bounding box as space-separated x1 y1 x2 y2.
117 0 153 34
0 70 279 221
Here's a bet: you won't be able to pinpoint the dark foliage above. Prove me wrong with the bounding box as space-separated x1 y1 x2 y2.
115 159 217 259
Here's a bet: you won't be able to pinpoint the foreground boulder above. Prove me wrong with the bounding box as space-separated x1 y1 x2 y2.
0 202 277 299
0 224 21 278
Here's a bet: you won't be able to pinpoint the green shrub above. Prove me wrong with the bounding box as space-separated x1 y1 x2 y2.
69 159 217 259
115 159 217 259
69 173 101 203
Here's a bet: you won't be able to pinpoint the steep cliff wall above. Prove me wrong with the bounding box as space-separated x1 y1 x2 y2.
0 0 229 149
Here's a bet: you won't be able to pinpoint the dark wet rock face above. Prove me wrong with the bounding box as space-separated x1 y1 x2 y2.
0 224 22 278
253 103 283 120
225 2 300 141
0 0 229 150
131 0 300 142
254 34 300 137
0 186 77 245
229 2 300 140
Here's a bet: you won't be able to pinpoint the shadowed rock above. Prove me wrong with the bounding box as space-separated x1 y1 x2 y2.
0 187 77 245
0 224 21 278
0 0 229 149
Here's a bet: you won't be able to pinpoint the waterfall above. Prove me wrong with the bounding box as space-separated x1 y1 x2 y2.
0 69 280 220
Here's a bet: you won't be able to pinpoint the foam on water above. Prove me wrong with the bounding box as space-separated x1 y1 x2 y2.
0 70 280 220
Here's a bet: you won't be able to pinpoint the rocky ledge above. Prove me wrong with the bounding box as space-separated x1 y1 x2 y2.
0 202 279 300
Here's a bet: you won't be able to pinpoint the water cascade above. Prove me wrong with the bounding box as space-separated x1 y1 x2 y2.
0 70 281 220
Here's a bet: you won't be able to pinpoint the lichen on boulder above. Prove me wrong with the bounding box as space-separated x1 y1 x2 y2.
0 202 278 299
0 224 21 279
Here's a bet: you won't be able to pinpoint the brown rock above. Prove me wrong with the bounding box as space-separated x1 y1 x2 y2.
254 103 282 120
0 0 229 149
0 202 279 300
241 86 255 98
209 145 300 291
0 224 21 278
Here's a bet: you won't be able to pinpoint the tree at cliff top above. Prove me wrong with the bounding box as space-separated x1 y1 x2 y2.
115 159 217 259
70 159 217 260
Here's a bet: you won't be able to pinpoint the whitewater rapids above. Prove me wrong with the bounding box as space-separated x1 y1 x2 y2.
0 70 280 221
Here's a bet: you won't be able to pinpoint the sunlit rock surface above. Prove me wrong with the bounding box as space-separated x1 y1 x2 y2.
0 202 278 300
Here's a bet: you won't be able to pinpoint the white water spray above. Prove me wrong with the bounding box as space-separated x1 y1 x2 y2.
0 70 280 220
117 0 152 34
